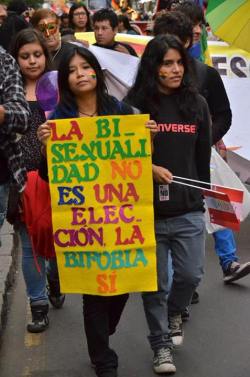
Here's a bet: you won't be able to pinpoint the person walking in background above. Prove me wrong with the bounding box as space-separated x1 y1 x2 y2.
117 14 139 35
126 34 211 374
176 0 208 63
154 8 250 292
171 2 250 285
60 12 70 32
10 28 65 333
68 2 92 33
93 8 137 56
30 8 74 69
0 0 29 50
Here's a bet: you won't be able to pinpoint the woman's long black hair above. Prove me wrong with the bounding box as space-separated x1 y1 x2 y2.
57 45 113 115
126 34 201 122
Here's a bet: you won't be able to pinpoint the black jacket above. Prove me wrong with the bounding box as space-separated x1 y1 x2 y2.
190 58 232 145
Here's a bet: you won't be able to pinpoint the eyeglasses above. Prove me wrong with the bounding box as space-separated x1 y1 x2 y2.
37 22 58 36
73 12 87 17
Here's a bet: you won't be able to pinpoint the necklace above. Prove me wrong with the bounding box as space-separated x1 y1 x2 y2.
79 109 97 117
51 44 62 62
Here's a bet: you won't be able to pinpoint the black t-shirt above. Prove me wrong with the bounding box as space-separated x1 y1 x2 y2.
152 93 211 218
50 42 75 70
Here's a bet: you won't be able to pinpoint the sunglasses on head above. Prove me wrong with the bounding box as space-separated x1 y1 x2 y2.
38 22 58 35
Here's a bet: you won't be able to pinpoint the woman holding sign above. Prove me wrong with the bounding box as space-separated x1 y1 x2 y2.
126 34 211 374
37 45 157 377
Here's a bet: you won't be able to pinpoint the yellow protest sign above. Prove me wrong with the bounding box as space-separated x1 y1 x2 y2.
47 114 157 295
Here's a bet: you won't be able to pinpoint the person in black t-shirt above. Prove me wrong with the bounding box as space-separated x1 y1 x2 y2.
126 34 211 375
93 8 137 56
154 8 250 288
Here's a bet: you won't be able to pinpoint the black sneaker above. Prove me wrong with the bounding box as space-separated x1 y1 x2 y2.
153 347 176 374
48 292 65 309
27 304 49 333
224 261 250 284
169 314 184 347
191 291 199 304
47 276 65 309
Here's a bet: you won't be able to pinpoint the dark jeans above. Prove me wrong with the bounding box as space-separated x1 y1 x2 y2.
83 294 129 375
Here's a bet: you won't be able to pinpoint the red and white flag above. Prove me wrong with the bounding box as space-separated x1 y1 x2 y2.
173 176 244 231
203 185 243 231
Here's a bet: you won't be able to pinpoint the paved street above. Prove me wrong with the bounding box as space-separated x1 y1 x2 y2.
1 219 250 377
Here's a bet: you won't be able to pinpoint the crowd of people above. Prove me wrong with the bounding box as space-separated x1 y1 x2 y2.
0 1 250 377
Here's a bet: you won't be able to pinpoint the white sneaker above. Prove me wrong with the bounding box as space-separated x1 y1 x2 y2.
153 347 176 374
223 261 250 284
169 314 184 347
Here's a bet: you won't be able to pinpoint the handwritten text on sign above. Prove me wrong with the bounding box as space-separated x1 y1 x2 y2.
47 114 157 295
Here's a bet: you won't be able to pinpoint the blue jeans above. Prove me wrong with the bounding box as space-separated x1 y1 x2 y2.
213 228 238 271
0 182 9 230
19 224 59 306
142 211 205 351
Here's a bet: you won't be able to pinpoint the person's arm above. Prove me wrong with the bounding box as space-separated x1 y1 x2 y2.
114 42 138 57
195 97 212 184
206 66 232 145
152 164 173 184
0 53 30 135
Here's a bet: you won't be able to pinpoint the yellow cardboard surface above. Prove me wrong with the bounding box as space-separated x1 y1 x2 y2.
47 114 157 295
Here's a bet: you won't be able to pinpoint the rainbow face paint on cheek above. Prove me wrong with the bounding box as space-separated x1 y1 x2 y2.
88 69 96 79
159 68 167 80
